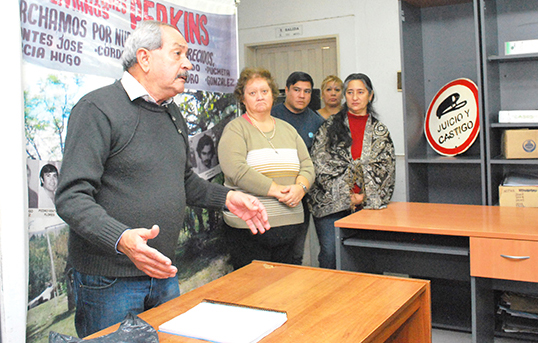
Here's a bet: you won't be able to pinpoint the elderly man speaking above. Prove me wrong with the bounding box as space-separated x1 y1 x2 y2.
55 20 270 338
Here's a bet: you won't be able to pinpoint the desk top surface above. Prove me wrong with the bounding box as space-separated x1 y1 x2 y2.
335 202 538 241
88 261 429 342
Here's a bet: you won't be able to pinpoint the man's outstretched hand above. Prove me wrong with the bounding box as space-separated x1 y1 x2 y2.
117 191 269 277
226 191 270 234
117 225 177 279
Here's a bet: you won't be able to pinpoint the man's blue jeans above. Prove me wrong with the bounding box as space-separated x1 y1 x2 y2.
313 210 351 269
73 269 180 338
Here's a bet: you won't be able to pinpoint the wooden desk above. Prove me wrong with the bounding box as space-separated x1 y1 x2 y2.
87 261 431 342
334 202 538 343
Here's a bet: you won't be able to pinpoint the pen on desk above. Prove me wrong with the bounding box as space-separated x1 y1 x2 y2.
202 299 287 315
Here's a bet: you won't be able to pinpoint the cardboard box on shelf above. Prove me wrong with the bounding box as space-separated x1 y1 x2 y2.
502 129 538 159
499 186 538 207
499 173 538 207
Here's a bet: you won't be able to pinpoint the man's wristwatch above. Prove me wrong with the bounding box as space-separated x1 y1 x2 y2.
298 182 308 194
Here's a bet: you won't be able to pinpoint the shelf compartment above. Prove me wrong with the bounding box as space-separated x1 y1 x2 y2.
488 164 538 206
401 0 485 205
482 0 538 207
407 162 484 204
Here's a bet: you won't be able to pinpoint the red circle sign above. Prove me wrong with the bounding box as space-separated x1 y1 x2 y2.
424 78 480 156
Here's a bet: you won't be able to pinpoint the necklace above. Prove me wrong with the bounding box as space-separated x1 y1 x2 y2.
247 113 278 153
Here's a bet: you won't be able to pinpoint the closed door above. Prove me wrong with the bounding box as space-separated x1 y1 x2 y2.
246 38 338 93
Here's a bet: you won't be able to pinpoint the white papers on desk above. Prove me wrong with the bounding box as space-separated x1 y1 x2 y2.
158 300 287 343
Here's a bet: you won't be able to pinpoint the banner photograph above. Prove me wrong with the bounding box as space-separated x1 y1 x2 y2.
20 0 238 93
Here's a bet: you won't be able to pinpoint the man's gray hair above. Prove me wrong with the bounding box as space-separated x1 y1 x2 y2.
121 20 174 71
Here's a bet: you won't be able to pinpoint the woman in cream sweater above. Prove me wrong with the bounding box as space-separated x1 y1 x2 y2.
218 67 314 269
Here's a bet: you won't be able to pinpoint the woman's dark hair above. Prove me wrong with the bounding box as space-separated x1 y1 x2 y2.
325 73 377 149
234 67 279 113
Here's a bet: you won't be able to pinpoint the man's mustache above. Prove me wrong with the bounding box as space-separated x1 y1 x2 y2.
177 71 189 80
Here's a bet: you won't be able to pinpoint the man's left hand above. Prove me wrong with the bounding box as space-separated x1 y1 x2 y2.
226 191 270 234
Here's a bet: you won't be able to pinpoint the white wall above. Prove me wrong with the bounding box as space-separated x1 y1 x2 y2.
0 2 29 342
236 0 406 201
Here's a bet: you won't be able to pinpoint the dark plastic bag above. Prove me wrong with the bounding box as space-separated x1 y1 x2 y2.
49 313 159 343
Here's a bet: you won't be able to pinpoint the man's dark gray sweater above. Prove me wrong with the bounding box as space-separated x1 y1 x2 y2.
55 80 229 277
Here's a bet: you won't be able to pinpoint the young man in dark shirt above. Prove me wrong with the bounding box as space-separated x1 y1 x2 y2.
271 71 324 265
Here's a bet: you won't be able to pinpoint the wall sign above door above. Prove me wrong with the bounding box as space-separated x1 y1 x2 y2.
424 78 480 156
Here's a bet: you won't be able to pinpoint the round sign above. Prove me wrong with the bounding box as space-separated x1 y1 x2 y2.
424 78 480 156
